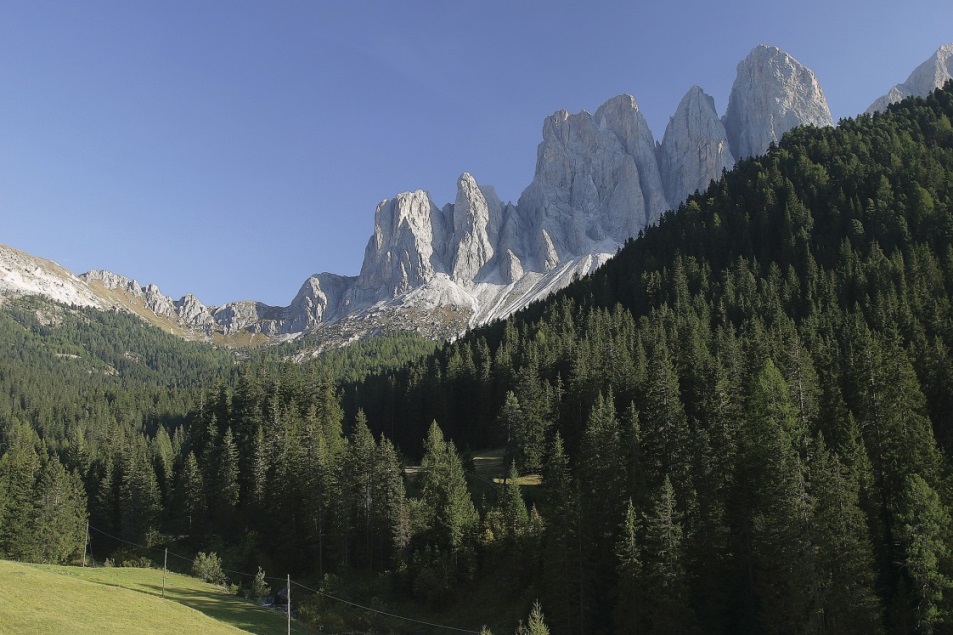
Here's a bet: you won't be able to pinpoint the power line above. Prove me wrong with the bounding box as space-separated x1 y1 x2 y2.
290 579 480 634
85 522 482 634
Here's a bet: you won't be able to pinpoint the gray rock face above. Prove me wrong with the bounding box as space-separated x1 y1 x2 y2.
723 45 833 160
1 245 108 308
659 86 735 205
867 44 953 113
283 273 354 334
516 94 668 270
450 173 501 282
355 190 446 300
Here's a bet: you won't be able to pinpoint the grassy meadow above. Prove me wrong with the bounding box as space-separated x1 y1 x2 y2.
0 560 310 634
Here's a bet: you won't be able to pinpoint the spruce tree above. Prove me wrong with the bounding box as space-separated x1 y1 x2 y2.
811 439 883 632
642 476 695 634
614 499 642 634
738 359 816 633
896 474 953 634
28 458 87 563
419 421 478 565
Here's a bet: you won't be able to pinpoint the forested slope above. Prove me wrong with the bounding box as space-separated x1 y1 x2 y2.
346 82 953 633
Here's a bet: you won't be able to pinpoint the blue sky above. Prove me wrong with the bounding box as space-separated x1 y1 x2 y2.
2 1 951 306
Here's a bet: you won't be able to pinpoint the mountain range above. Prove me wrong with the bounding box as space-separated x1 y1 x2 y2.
2 43 951 349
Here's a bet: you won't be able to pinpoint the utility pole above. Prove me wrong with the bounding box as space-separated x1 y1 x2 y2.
287 574 291 635
162 548 168 598
82 521 89 567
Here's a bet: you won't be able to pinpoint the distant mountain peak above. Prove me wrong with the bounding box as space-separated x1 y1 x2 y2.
659 85 734 205
723 45 833 160
867 43 953 114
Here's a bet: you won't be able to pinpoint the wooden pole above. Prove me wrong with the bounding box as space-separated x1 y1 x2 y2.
162 548 168 598
82 521 89 567
287 574 291 635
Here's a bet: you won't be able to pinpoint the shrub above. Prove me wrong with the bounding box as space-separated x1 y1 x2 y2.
192 551 226 585
251 567 270 603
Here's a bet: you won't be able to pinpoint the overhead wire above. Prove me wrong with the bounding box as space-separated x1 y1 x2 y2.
85 522 482 634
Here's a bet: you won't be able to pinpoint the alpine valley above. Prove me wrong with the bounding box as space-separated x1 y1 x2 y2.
4 38 953 634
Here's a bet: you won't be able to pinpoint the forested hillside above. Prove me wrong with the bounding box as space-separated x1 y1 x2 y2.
2 83 953 633
346 83 953 633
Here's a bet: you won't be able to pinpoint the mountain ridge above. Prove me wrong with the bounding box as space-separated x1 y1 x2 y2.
5 43 951 349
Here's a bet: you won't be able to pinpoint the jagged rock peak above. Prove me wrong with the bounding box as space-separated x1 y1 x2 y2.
517 93 668 270
81 269 145 299
867 44 953 113
594 94 669 225
450 172 500 282
659 86 735 205
357 190 447 299
723 44 833 160
284 272 354 333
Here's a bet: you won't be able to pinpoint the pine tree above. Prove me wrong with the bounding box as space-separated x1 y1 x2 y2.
895 474 953 634
614 499 642 634
210 426 240 530
642 476 695 634
120 439 161 544
516 600 550 635
345 410 376 568
27 458 87 563
497 391 522 473
173 451 205 535
641 343 692 497
811 439 883 632
737 359 816 633
496 464 529 541
247 424 268 517
152 425 175 503
0 443 40 558
373 435 409 569
577 391 627 630
540 432 588 634
420 422 478 564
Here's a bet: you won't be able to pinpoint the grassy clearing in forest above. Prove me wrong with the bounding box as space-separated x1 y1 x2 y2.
471 448 543 487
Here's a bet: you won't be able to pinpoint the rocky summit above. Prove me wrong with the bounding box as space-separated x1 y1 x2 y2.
867 43 953 114
659 86 735 206
722 45 833 160
10 43 942 350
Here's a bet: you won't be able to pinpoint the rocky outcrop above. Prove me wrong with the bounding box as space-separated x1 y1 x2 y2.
283 273 354 334
355 190 446 301
516 94 668 271
867 44 953 113
450 173 501 282
658 86 735 205
723 45 833 160
0 244 107 308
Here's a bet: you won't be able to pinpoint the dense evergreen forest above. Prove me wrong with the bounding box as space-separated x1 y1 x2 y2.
2 83 953 633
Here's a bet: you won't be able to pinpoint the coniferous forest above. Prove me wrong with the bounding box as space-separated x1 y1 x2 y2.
2 84 953 633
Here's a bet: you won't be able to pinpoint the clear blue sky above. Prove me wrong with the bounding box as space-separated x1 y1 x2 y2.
2 1 951 306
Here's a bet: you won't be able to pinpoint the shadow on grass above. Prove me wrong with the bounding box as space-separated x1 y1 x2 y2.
133 582 310 635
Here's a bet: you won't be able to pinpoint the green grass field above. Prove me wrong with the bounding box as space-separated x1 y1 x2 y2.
0 560 310 635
